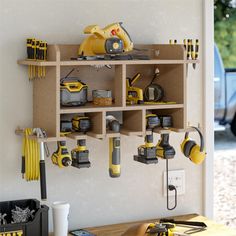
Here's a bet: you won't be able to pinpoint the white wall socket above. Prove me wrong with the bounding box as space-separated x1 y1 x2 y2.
163 169 185 196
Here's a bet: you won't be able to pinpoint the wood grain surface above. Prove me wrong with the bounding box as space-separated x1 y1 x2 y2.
66 214 236 236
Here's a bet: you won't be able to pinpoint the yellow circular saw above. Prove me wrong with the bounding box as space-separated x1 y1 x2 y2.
78 22 133 57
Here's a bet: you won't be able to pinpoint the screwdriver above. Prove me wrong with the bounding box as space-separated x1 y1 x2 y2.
32 39 37 79
193 39 199 69
27 38 34 80
43 41 47 78
187 39 191 60
36 40 40 78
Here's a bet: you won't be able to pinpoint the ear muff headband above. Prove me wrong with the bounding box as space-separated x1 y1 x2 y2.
184 126 204 152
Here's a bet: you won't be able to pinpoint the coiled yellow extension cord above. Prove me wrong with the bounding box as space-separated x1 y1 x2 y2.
22 128 40 181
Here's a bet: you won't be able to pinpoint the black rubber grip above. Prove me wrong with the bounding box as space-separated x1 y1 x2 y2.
40 160 47 201
21 156 25 175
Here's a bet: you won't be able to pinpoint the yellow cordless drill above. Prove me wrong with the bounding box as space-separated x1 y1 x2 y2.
156 134 175 159
134 114 160 164
71 139 90 168
51 141 72 168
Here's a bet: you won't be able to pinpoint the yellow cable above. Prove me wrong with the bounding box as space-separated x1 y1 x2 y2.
23 128 40 181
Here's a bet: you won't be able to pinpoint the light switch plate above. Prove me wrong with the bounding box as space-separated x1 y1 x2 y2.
163 169 185 196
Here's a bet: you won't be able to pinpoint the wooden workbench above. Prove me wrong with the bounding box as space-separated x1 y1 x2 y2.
68 214 236 236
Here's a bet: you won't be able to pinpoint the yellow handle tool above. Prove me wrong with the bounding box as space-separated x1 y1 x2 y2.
109 137 121 178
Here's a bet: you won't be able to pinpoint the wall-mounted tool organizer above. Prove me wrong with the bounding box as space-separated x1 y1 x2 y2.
17 44 199 142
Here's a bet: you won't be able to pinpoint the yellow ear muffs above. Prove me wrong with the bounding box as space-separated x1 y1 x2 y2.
189 144 206 164
183 140 196 157
180 126 206 164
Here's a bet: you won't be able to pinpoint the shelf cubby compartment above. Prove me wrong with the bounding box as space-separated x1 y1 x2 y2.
126 63 185 106
105 111 122 138
120 110 145 136
60 64 125 110
61 112 105 140
146 108 185 133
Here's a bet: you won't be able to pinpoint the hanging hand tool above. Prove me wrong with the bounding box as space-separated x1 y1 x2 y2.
169 40 177 45
126 73 144 105
51 141 72 168
71 139 91 168
183 39 187 50
187 39 191 60
34 128 50 201
27 38 35 80
43 41 47 77
106 116 121 177
134 114 159 164
156 133 177 210
109 137 121 177
26 38 47 79
192 39 199 69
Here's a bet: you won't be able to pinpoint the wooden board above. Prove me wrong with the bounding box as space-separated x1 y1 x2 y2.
66 214 236 236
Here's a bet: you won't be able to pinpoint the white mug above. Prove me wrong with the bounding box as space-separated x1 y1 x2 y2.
52 201 70 236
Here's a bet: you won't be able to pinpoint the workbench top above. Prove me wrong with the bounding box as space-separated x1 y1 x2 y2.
67 214 236 236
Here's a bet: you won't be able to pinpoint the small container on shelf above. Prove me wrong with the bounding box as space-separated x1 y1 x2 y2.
92 90 112 106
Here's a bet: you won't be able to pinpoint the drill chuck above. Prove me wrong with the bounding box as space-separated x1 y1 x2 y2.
62 157 72 167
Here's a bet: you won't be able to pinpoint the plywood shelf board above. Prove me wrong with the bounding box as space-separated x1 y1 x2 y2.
17 60 57 66
153 128 172 134
66 133 87 140
120 129 144 136
60 104 184 114
87 132 104 139
106 130 121 138
18 59 196 67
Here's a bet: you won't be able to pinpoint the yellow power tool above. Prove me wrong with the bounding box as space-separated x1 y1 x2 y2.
106 115 121 178
71 139 91 168
78 22 133 57
134 114 160 164
51 141 72 168
126 73 144 105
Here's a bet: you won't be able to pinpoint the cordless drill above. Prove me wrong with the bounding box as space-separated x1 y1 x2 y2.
71 139 90 168
51 141 72 168
134 114 160 164
156 133 175 159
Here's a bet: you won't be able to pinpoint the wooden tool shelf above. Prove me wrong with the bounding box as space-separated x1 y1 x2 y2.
17 44 199 142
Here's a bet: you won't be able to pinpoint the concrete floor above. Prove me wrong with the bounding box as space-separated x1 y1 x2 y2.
214 128 236 229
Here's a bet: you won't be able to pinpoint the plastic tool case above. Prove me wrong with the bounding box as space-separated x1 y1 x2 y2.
0 199 48 236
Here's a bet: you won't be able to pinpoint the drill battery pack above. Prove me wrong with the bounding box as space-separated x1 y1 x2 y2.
134 146 158 164
71 150 91 168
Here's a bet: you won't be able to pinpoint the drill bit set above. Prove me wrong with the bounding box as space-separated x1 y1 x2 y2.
26 38 47 79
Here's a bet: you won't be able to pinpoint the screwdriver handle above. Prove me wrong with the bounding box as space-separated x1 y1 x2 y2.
195 39 199 59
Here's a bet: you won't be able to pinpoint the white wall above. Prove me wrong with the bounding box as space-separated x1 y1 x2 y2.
0 0 204 231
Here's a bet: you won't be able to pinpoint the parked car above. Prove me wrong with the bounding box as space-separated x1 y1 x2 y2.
214 44 236 135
